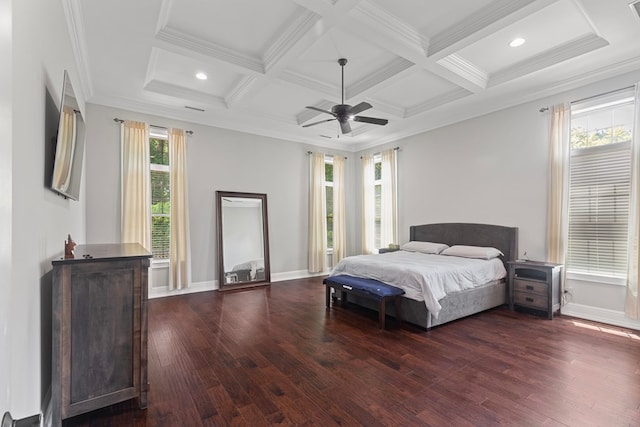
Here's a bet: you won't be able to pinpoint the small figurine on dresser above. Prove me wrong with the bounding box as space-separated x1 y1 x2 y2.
64 234 76 259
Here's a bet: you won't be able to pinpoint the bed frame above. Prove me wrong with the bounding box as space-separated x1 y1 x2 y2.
346 223 518 330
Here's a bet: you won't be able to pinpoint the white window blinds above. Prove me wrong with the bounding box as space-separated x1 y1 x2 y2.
567 89 635 277
567 142 631 276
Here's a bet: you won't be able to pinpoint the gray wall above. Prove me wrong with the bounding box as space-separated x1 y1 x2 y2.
5 0 87 418
84 104 354 285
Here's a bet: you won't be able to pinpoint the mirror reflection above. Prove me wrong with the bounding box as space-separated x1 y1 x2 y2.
217 191 270 290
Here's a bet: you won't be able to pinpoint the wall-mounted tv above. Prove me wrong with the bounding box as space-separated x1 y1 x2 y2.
50 70 85 201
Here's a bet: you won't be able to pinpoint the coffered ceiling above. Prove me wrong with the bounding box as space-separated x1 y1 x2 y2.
64 0 640 150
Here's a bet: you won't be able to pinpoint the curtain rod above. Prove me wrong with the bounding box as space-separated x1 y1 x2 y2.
359 146 400 159
306 151 347 159
114 118 193 135
538 85 635 113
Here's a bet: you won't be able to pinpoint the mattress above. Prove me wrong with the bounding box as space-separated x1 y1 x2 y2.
330 251 506 319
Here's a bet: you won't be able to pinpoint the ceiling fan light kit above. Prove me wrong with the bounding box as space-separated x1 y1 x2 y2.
303 58 388 135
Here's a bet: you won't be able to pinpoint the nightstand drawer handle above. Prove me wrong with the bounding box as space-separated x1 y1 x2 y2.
526 285 534 291
526 297 534 303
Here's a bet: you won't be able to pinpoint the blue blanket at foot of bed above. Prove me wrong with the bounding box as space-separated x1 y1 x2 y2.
324 275 405 298
323 275 405 329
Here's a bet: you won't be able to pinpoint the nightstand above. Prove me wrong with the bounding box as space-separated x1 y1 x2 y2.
508 260 563 319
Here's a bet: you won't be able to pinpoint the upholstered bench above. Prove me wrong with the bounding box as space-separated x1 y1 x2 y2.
323 275 405 329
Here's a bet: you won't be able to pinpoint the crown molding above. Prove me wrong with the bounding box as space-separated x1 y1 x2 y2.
489 34 610 87
155 26 265 74
144 80 227 109
225 76 259 108
62 0 94 100
347 57 415 100
278 70 339 99
436 54 488 90
428 0 559 58
263 10 321 72
405 88 472 118
351 0 429 55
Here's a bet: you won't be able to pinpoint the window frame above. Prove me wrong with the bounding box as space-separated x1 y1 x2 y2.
566 92 635 285
324 156 334 252
149 128 170 262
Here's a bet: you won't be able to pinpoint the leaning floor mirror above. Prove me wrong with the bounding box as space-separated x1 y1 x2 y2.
216 191 271 291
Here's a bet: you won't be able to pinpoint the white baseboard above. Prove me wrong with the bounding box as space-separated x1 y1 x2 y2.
149 280 217 299
148 270 327 299
561 302 640 331
271 269 327 282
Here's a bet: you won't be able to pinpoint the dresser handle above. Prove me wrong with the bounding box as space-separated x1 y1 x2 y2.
526 297 534 302
526 285 534 290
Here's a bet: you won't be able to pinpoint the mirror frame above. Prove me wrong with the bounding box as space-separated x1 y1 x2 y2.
216 191 271 291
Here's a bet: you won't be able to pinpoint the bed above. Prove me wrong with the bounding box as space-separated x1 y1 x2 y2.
330 223 518 329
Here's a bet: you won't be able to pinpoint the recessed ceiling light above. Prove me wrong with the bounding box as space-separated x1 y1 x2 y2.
509 37 526 48
195 72 208 80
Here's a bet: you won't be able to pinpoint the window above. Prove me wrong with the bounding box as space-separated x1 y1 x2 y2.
325 158 333 249
150 129 170 259
374 156 382 249
567 90 635 278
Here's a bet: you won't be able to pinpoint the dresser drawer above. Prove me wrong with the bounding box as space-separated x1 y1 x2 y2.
514 291 548 310
514 278 548 295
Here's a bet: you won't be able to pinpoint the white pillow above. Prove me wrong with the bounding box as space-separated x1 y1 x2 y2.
400 241 449 254
441 245 503 260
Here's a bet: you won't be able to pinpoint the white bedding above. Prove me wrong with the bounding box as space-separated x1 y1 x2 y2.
330 251 506 319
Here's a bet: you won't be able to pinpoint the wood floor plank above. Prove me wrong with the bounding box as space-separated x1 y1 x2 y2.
61 277 640 426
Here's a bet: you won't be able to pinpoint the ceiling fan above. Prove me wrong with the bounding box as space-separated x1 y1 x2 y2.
302 58 388 134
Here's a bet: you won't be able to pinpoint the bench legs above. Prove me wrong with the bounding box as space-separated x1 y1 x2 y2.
325 283 402 329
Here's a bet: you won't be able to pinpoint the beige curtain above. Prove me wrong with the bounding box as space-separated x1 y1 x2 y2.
52 106 76 192
362 154 376 254
308 152 326 273
380 148 397 248
333 155 346 264
121 120 151 250
169 128 190 290
625 84 640 319
546 103 570 266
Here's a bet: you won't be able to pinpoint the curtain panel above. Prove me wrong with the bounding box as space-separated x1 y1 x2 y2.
626 84 640 319
169 128 191 290
380 148 397 248
333 155 346 264
546 103 570 269
120 120 151 250
362 154 376 255
308 152 326 273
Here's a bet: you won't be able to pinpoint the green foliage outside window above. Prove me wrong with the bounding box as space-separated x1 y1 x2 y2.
150 137 170 259
325 162 333 248
150 138 169 165
571 127 631 149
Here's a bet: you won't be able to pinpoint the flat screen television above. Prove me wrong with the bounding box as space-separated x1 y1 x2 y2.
50 70 85 201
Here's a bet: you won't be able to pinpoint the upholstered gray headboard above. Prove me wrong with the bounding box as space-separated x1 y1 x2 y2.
409 223 519 269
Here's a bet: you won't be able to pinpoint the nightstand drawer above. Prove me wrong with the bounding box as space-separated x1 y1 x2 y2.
514 292 547 310
514 278 548 295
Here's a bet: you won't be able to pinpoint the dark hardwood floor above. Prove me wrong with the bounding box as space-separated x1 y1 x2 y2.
63 277 640 426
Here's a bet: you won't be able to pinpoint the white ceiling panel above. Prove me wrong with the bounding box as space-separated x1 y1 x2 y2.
162 0 302 58
71 0 640 150
147 49 243 98
456 0 595 75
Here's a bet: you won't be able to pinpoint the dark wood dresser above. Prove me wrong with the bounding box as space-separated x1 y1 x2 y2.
51 243 151 426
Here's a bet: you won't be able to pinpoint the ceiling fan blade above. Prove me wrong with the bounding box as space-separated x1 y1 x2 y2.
353 116 388 126
340 120 352 134
302 118 336 128
347 102 372 116
305 106 335 116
